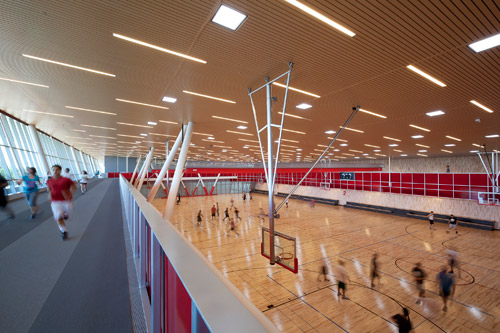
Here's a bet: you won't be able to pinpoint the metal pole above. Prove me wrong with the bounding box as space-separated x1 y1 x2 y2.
147 128 184 202
134 152 150 187
266 78 276 265
28 124 50 176
130 155 142 184
275 106 360 213
136 147 154 190
164 121 194 220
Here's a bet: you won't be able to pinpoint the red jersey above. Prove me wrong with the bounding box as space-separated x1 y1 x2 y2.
47 176 74 201
211 207 216 214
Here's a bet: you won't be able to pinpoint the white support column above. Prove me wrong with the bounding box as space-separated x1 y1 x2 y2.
130 155 142 185
80 151 90 173
164 121 193 220
136 147 154 190
147 127 185 202
28 124 50 176
126 156 129 173
133 153 150 187
70 146 82 177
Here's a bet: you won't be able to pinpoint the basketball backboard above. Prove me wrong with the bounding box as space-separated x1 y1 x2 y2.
477 192 500 206
261 227 298 273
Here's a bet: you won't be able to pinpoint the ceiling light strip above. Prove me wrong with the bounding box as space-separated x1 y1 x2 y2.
117 122 153 128
406 65 446 87
212 115 247 123
340 126 364 133
272 82 320 98
23 110 73 118
409 124 431 132
359 108 387 118
0 77 49 88
116 98 169 110
383 136 401 142
227 130 253 136
184 91 236 104
470 100 493 113
445 135 461 142
66 106 116 115
277 112 311 121
81 124 117 130
23 54 115 77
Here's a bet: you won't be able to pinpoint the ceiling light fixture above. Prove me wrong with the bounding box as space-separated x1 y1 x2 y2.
409 124 431 132
417 153 428 157
238 138 259 143
468 32 500 52
184 90 236 103
211 4 247 30
418 150 428 152
445 135 461 141
441 149 453 153
325 130 336 134
140 134 147 137
416 144 430 148
272 82 320 98
237 125 248 130
470 100 493 113
364 144 380 148
444 144 456 147
406 65 446 87
158 120 178 125
89 135 116 139
65 106 116 115
227 130 253 136
117 122 153 128
412 135 424 139
359 108 387 118
472 143 484 148
192 132 213 136
72 129 86 132
283 129 306 135
340 126 364 133
23 110 73 118
22 54 115 77
162 96 177 103
383 136 401 142
349 149 363 153
212 115 247 123
485 134 499 138
400 154 408 157
426 110 445 117
0 77 49 88
373 149 381 152
149 133 176 138
148 121 157 126
389 144 398 147
117 134 144 139
340 143 348 147
296 103 312 109
116 98 169 109
113 33 206 63
393 149 403 152
277 112 310 121
284 0 355 37
375 153 386 157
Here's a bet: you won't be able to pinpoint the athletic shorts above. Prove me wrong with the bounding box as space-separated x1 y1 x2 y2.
429 220 434 224
51 200 73 221
24 192 38 207
416 282 424 292
370 270 379 278
449 223 457 229
211 213 215 217
440 289 451 297
338 281 346 290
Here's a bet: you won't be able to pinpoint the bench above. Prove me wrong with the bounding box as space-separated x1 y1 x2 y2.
252 189 339 206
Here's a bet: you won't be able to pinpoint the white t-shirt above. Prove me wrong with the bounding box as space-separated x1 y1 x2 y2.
62 172 73 180
80 175 89 184
334 265 349 283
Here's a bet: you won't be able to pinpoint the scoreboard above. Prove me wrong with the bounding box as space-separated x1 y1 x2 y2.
340 172 355 180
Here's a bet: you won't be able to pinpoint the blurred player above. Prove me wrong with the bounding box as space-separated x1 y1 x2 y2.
370 253 380 288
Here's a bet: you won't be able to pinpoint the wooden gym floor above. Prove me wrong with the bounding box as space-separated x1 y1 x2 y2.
152 194 500 332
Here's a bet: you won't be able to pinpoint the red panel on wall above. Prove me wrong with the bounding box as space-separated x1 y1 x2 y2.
164 256 192 333
439 173 453 185
413 173 424 184
425 173 438 184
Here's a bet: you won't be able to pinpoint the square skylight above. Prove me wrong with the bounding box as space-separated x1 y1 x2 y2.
162 96 177 103
469 33 500 52
426 110 445 117
297 103 312 109
212 5 247 31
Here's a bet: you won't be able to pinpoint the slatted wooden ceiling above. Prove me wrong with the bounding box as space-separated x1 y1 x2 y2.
0 0 498 161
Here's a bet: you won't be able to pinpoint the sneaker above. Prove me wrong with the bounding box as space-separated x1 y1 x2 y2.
443 305 447 312
30 214 35 219
61 231 68 241
456 231 458 234
63 214 69 220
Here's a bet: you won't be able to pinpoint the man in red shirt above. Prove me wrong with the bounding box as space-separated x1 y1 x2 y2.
47 165 76 240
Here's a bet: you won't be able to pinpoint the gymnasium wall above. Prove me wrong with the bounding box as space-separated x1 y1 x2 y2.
364 155 487 173
254 183 500 229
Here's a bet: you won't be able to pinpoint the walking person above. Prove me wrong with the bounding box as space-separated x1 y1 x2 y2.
334 260 350 300
216 202 220 216
242 192 246 201
317 259 330 282
391 308 414 333
370 253 380 288
427 211 435 230
230 197 234 208
447 248 461 277
259 207 265 223
62 168 74 181
286 199 288 208
234 207 241 221
249 192 252 200
80 171 89 194
447 214 458 234
211 205 217 220
411 262 427 304
196 210 203 226
436 266 455 312
223 207 230 221
0 174 15 219
228 217 239 237
47 165 76 241
176 193 181 205
17 167 41 219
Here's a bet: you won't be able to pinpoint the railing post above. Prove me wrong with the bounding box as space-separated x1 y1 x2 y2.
139 215 147 288
151 232 162 333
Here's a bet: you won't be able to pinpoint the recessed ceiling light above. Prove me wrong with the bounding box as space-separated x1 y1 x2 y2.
354 156 360 159
470 100 493 113
72 129 86 132
389 144 398 147
417 153 428 157
23 110 74 118
0 77 49 88
349 149 363 153
283 128 306 135
117 134 144 139
409 124 431 132
383 136 401 142
272 82 320 98
284 0 355 37
80 124 117 131
226 130 253 136
406 65 446 87
375 153 386 157
441 149 453 153
277 111 311 121
237 125 247 130
485 134 499 138
444 144 456 147
362 153 369 156
373 149 381 152
65 106 116 116
359 108 387 118
184 91 236 103
296 148 302 151
426 110 445 117
400 154 408 157
418 150 427 153
340 126 364 133
117 122 153 128
116 98 169 109
296 103 312 109
211 4 247 30
207 137 215 140
140 133 147 137
364 144 380 148
162 96 177 103
238 139 259 143
89 135 116 139
416 144 430 148
340 143 348 147
445 136 461 141
342 153 355 156
472 143 484 148
148 121 157 126
325 130 336 134
470 150 479 153
333 149 340 151
113 33 206 64
22 54 116 77
158 120 178 125
393 149 403 152
412 135 424 139
468 33 500 52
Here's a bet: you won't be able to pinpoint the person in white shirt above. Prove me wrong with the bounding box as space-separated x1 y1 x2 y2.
427 211 435 230
62 168 74 180
334 260 350 300
80 171 89 194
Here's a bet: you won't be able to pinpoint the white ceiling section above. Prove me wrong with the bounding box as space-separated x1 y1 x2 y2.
0 0 499 162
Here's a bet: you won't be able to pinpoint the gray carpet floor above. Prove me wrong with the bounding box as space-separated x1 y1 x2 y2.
0 179 133 333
